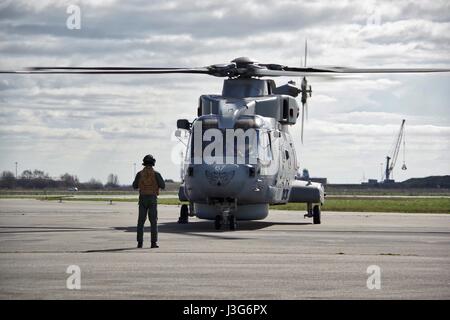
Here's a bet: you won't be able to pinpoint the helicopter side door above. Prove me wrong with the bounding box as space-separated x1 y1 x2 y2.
275 130 292 201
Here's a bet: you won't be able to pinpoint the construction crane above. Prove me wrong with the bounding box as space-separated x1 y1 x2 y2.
384 119 407 183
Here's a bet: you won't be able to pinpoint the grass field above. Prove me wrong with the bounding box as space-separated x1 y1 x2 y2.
324 186 450 196
1 194 448 213
272 197 450 213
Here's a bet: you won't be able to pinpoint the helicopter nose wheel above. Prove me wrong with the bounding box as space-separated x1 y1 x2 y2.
214 214 237 230
178 204 189 224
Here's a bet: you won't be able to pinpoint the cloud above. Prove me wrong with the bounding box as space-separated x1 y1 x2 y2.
0 0 449 182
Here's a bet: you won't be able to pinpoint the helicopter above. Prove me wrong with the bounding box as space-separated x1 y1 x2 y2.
2 53 450 230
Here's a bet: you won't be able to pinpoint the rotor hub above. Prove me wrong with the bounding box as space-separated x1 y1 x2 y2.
231 57 257 68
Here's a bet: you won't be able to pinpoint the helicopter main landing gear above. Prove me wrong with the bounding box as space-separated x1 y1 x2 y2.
178 204 189 224
228 214 237 231
178 202 194 224
214 215 222 230
304 203 321 224
312 205 321 224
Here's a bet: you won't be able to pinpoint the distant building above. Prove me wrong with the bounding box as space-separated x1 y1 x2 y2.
362 179 378 186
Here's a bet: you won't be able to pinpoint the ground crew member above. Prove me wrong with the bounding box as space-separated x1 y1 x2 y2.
132 154 165 248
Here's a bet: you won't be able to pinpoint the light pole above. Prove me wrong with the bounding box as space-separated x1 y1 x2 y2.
380 163 383 182
15 162 18 178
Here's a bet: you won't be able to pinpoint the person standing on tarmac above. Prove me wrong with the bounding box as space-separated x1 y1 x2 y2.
132 154 165 248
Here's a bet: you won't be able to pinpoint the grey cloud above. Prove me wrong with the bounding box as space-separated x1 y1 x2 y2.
0 0 449 182
1 0 359 39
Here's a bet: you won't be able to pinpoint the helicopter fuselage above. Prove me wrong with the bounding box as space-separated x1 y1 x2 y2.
178 78 324 222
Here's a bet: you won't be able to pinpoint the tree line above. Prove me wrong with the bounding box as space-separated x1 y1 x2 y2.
0 170 122 190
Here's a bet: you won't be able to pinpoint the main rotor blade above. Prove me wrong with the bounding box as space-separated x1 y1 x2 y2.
0 67 211 75
30 67 191 70
251 65 450 78
251 69 337 78
283 66 450 74
2 63 449 76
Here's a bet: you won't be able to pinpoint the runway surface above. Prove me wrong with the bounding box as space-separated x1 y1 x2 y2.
0 199 449 299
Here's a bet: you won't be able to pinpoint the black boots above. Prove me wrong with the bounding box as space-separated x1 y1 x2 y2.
137 242 158 248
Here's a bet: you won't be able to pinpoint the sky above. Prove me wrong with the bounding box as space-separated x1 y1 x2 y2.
0 0 449 184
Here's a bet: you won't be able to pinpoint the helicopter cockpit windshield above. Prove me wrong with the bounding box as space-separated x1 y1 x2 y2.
186 116 273 166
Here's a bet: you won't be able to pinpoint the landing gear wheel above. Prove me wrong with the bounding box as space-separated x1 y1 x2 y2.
214 215 223 230
188 202 195 217
228 215 236 231
313 205 321 224
178 204 189 224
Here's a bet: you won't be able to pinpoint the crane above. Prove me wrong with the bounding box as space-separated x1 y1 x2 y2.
384 119 407 183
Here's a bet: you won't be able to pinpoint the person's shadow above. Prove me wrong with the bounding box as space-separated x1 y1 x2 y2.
113 220 312 240
85 247 138 253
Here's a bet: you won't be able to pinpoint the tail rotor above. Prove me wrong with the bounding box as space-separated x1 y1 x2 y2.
299 40 312 143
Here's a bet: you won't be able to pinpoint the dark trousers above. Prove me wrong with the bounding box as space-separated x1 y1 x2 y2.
137 195 158 244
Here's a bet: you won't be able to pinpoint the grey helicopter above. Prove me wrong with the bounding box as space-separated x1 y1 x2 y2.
3 51 450 230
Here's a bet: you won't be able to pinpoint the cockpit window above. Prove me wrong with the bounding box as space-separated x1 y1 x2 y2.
258 131 273 165
187 118 272 166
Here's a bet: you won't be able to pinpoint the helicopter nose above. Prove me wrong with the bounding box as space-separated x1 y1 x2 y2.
204 164 238 187
184 163 262 201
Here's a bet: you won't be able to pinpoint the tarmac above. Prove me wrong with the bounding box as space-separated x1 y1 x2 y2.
0 199 449 299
